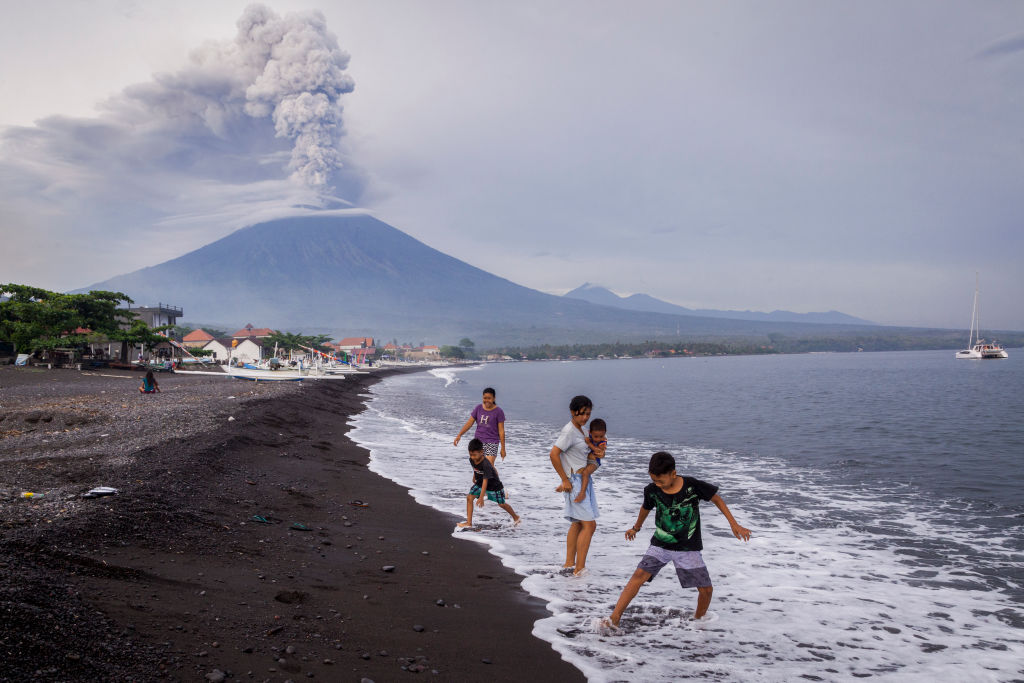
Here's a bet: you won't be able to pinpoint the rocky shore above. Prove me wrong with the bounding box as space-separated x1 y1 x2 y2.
0 366 583 682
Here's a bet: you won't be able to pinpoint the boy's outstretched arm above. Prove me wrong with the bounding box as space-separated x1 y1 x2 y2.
710 494 750 541
625 508 651 540
477 478 489 508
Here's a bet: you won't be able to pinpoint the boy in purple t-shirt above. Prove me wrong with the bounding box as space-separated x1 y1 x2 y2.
453 387 506 465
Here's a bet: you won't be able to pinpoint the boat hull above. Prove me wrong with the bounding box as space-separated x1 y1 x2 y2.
226 368 305 381
954 345 1008 360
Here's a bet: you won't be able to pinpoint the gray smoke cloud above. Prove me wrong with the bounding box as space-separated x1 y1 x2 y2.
237 4 355 188
124 3 357 189
0 4 362 290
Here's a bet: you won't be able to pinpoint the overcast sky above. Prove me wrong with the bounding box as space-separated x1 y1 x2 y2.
1 0 1022 330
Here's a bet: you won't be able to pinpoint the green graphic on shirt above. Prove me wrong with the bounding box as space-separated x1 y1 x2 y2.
652 489 698 545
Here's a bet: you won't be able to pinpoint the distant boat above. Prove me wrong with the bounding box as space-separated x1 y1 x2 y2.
955 276 1008 359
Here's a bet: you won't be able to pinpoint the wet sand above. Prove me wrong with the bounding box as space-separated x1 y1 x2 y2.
0 366 583 682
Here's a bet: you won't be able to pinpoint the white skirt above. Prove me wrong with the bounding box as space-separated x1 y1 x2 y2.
563 473 599 522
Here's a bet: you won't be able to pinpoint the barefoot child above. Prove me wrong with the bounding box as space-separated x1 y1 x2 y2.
603 451 750 628
574 418 607 504
458 438 520 528
453 387 506 465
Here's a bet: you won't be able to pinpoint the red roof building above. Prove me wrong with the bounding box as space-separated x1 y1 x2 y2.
337 337 374 350
182 329 215 347
231 324 274 339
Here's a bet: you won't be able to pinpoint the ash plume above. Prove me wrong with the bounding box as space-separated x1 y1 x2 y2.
237 4 355 188
0 4 361 289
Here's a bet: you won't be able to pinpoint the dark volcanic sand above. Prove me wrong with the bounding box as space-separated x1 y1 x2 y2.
0 366 583 682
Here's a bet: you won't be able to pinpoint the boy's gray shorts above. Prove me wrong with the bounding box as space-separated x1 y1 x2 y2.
637 545 712 588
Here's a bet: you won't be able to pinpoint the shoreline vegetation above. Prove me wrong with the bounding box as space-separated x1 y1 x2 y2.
486 331 1024 361
0 366 583 682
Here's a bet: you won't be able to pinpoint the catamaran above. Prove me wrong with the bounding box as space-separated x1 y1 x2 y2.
955 276 1008 359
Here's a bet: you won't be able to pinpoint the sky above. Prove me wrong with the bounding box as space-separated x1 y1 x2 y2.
1 0 1022 330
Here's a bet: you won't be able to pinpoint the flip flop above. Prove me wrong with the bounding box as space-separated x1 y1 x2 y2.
251 515 272 524
290 522 311 531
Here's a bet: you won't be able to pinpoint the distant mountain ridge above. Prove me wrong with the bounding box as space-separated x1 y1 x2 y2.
563 283 874 326
80 213 887 346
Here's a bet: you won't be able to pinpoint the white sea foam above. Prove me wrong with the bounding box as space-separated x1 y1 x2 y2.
428 363 482 387
349 367 1024 682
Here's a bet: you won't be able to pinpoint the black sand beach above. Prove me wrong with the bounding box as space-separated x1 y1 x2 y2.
0 366 583 682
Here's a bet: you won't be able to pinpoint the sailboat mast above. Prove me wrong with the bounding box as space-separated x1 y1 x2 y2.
970 272 978 344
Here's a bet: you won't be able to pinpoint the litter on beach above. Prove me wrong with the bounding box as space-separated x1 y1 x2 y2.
82 486 119 498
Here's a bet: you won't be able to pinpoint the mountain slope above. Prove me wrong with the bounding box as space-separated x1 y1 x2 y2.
82 214 880 345
563 283 874 325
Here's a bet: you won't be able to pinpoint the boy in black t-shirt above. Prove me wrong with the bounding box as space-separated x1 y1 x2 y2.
602 451 750 628
457 438 521 528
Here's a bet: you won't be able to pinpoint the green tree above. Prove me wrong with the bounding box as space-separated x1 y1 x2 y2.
0 284 133 353
439 345 465 359
108 319 174 359
263 331 334 355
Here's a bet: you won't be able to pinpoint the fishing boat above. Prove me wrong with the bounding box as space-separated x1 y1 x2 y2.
225 366 306 381
955 276 1008 359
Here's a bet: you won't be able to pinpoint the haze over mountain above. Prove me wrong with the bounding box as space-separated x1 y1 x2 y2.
564 284 874 325
81 213 898 347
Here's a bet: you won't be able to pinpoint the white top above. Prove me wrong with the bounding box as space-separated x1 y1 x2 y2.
554 421 589 478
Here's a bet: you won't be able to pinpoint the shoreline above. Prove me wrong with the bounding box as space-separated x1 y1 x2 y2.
0 366 584 682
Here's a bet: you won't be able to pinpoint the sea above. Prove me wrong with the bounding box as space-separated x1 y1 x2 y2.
348 350 1024 682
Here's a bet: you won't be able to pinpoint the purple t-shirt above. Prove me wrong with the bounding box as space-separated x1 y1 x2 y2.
470 404 505 443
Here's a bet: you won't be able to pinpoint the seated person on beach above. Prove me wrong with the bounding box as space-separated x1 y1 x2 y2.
602 451 750 629
573 418 607 504
458 438 520 528
139 370 160 394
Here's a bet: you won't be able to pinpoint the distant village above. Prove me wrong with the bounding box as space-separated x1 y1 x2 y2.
180 324 442 365
113 304 458 365
0 291 508 368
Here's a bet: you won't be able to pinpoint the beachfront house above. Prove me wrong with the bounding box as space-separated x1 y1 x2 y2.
233 337 263 364
336 337 374 352
78 302 184 363
231 324 274 340
403 345 441 362
202 336 263 364
130 303 183 330
182 329 215 348
201 338 233 362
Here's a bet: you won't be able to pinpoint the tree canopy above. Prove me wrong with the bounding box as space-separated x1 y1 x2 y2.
0 284 138 353
262 330 334 355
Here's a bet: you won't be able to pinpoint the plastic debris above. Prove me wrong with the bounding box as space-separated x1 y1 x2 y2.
82 486 119 499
